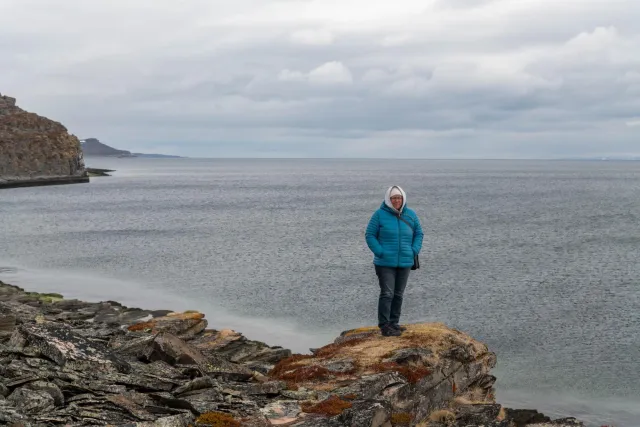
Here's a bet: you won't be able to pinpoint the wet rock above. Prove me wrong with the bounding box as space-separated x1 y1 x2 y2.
9 323 131 373
530 418 585 426
455 403 501 424
505 408 552 426
8 387 55 414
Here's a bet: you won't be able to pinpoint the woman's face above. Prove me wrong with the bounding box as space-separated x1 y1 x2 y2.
391 195 403 211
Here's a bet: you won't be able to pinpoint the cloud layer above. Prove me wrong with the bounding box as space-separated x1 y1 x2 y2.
1 0 638 157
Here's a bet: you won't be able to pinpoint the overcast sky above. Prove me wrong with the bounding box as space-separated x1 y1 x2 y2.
1 0 638 158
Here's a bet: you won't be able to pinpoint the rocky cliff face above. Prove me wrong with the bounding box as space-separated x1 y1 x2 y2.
0 92 87 188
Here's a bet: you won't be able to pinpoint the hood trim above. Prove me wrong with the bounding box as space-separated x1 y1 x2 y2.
384 185 406 213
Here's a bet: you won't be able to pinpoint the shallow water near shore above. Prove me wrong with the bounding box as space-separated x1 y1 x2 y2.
1 158 639 426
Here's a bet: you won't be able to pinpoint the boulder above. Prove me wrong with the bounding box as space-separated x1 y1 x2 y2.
7 387 55 414
24 380 65 407
8 323 131 373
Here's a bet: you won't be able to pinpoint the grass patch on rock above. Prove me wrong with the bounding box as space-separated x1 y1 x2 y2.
24 291 64 303
195 411 240 426
391 412 414 425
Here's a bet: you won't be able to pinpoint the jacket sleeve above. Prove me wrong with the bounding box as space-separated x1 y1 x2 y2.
412 213 424 255
365 211 384 258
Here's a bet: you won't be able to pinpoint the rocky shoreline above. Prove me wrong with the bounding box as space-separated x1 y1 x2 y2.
0 280 584 427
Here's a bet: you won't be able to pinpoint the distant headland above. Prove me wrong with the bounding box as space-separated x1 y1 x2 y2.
81 137 183 159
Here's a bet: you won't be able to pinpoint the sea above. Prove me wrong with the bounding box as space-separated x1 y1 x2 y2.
0 158 638 426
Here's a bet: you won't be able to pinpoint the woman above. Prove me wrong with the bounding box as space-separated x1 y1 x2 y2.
365 185 424 337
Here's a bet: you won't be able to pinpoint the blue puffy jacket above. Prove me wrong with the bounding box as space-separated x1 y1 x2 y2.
365 186 424 268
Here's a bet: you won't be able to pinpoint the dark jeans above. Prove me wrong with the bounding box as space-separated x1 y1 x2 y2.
375 265 411 328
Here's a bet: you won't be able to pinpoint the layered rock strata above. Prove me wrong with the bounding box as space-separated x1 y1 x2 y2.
0 280 584 427
0 92 88 188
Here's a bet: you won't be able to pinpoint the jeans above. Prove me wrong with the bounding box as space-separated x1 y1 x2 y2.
375 265 411 328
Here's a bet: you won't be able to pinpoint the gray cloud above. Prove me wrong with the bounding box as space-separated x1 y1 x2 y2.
1 0 639 158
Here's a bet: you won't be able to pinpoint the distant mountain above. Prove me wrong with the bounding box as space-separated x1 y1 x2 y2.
80 138 182 158
80 138 133 157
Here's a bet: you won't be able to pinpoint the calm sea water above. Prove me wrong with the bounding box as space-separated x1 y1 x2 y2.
0 158 638 426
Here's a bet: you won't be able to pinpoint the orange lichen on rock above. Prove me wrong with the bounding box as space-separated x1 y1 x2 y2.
195 411 240 427
166 311 205 320
300 395 353 416
127 321 154 332
267 322 490 394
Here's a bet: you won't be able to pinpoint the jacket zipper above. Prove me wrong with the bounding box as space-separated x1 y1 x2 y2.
397 214 401 267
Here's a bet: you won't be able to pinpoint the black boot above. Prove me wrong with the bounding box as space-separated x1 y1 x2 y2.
380 325 401 337
389 324 407 332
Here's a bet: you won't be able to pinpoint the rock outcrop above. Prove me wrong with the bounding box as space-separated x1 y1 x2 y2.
0 92 88 188
0 280 585 427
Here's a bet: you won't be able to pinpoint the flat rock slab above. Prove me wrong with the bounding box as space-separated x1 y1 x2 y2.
9 323 131 373
127 312 208 338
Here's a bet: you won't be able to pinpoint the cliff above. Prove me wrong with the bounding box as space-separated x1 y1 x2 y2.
0 280 584 427
0 93 88 189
